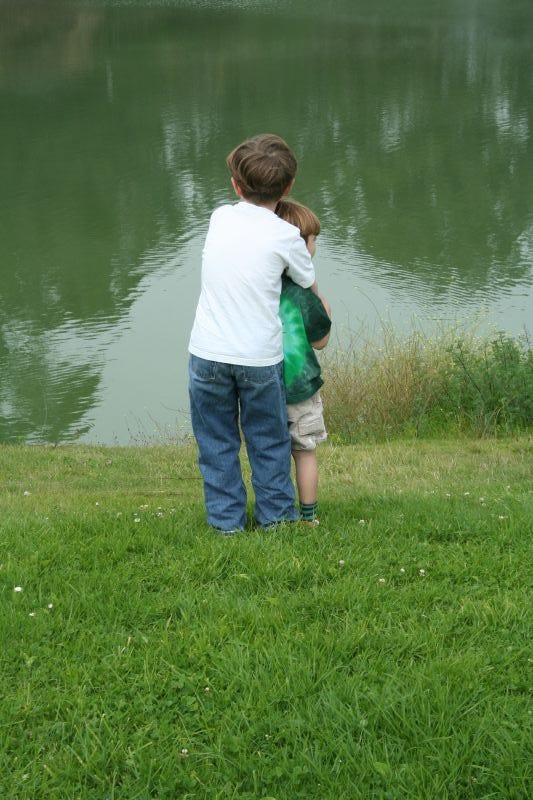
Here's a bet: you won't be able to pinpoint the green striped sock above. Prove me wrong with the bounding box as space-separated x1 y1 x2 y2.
300 502 318 521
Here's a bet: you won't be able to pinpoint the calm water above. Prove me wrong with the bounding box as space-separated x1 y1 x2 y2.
1 0 532 444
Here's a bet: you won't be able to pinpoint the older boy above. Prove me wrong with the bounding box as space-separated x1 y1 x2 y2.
188 134 316 534
275 199 331 526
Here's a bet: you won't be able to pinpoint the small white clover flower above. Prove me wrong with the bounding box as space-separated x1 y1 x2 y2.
180 748 189 758
204 686 210 694
419 569 426 576
358 519 366 526
23 491 31 496
400 568 405 573
338 560 345 567
47 603 53 609
14 586 23 592
29 612 35 617
95 502 100 507
464 492 470 496
378 577 386 584
498 515 508 520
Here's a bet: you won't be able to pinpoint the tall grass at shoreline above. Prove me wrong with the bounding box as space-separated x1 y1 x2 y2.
322 325 533 442
1 439 532 799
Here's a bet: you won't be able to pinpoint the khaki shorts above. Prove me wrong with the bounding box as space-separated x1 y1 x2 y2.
287 391 327 451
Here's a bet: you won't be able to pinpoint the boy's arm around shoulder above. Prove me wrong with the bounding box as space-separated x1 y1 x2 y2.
285 234 316 289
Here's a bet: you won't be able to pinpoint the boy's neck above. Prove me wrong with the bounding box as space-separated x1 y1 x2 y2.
231 178 288 212
241 198 278 212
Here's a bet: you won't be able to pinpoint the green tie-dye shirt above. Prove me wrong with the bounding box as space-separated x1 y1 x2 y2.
279 275 332 405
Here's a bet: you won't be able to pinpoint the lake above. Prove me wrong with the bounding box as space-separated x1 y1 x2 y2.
1 0 532 444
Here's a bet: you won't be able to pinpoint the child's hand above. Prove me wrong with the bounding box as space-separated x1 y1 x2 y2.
311 331 330 350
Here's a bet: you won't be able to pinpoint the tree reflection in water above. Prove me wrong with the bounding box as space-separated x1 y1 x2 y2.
0 0 531 442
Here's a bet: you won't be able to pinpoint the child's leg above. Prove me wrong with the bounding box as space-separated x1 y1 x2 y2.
292 449 319 522
188 355 247 531
292 449 318 505
238 362 298 527
287 393 326 524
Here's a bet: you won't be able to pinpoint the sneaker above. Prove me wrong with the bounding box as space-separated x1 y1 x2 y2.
212 527 242 536
258 519 298 531
300 518 320 527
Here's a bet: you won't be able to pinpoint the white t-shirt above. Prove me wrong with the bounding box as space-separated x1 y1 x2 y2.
188 201 316 366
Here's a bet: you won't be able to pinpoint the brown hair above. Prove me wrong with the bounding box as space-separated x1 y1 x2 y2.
226 134 297 203
274 198 321 242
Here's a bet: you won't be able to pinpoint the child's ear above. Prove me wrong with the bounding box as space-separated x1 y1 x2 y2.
282 179 295 196
231 177 244 197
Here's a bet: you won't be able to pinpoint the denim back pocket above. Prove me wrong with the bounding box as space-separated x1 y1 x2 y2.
189 355 217 382
239 363 281 386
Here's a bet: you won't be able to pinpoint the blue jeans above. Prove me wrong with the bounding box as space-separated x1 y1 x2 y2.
188 355 297 531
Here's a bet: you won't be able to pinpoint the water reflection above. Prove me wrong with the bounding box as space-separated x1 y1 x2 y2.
0 0 531 443
294 12 533 300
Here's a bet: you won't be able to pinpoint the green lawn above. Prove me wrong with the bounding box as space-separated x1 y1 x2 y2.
1 438 532 799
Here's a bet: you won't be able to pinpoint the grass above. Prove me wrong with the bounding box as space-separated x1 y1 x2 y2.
1 437 532 799
322 326 533 441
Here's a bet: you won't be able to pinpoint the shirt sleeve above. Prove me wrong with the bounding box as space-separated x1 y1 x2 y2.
285 236 316 289
300 290 332 342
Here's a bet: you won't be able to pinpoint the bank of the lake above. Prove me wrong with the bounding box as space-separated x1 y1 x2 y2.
1 437 531 798
322 328 533 443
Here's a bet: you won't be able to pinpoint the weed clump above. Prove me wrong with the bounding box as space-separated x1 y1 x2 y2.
322 327 533 441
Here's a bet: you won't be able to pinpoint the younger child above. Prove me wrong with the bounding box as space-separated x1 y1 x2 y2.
188 135 316 534
275 199 332 526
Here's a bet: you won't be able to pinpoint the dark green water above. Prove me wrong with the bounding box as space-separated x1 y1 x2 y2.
1 0 532 443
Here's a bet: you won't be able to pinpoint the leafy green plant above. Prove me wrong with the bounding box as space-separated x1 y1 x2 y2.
441 333 533 434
